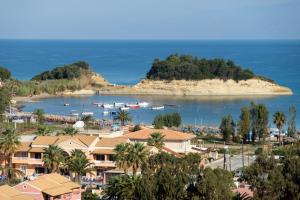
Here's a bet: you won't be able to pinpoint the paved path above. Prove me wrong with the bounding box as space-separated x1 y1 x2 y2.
206 154 256 171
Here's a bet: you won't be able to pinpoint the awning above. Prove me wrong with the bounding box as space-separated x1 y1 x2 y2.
29 147 45 153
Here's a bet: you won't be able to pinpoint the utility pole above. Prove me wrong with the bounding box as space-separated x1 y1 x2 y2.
242 140 245 169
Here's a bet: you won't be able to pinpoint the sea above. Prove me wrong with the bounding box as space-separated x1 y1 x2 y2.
1 39 300 129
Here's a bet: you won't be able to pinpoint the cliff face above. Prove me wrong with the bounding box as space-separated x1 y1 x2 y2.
105 78 292 96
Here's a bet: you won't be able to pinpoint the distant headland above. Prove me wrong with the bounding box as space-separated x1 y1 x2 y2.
0 54 293 100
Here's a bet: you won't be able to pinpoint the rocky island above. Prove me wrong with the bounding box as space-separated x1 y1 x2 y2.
1 55 293 100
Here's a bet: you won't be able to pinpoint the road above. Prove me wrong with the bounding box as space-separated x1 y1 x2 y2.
206 154 256 171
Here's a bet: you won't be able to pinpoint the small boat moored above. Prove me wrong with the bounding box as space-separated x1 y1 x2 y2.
151 106 164 110
102 104 114 109
81 111 94 116
120 107 130 111
138 101 150 107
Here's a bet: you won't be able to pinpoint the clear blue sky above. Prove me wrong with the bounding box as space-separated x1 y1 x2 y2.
0 0 299 40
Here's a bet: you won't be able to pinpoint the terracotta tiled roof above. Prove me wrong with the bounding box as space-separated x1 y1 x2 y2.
16 142 31 152
95 137 128 148
26 173 80 197
31 135 97 147
122 129 195 141
29 147 45 153
92 149 115 154
0 185 34 200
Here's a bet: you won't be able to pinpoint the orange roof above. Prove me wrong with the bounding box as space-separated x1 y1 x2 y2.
95 137 128 147
92 149 115 154
26 173 80 197
0 185 34 200
16 142 31 152
122 129 195 141
31 135 97 147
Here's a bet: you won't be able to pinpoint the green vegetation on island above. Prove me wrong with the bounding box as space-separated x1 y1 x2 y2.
146 54 273 82
31 61 91 81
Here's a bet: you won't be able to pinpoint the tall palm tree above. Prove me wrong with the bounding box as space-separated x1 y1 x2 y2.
0 129 20 182
63 127 79 136
43 144 65 173
67 149 94 183
33 108 45 124
273 112 286 146
114 143 131 175
116 110 132 126
147 132 165 151
128 143 148 176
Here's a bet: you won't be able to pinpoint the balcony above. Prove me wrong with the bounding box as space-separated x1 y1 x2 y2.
12 157 29 164
28 158 43 165
93 160 115 167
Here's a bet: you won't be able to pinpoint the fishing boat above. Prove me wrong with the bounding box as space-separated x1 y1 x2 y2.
114 102 125 107
81 111 94 116
138 101 149 107
64 103 70 106
151 106 164 110
93 102 102 107
127 104 140 109
102 104 114 109
120 107 130 111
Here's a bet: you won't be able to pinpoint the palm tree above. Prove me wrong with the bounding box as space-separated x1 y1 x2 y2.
273 112 286 146
36 125 52 136
67 149 94 183
0 166 24 185
33 108 45 124
63 127 79 136
116 110 132 126
114 143 131 175
0 129 21 182
128 143 148 176
43 145 65 173
147 132 165 151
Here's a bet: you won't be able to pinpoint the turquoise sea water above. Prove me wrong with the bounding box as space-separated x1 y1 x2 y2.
1 40 300 128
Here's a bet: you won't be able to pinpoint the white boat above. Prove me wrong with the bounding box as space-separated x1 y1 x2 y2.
120 107 130 111
103 111 109 115
114 102 125 107
64 103 70 106
151 106 164 110
70 110 80 117
81 112 94 116
102 104 114 109
138 101 149 107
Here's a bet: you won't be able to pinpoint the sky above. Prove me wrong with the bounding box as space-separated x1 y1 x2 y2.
0 0 299 40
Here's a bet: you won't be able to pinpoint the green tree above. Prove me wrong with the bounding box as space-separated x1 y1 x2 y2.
131 124 142 132
257 104 269 142
36 125 52 136
43 144 65 173
220 115 235 143
0 88 11 121
63 126 79 136
82 188 100 200
0 66 11 80
115 110 132 126
147 132 165 151
273 112 286 146
104 175 140 200
287 106 296 137
0 129 21 183
128 143 148 176
250 102 259 143
33 108 45 124
238 107 251 143
171 112 182 127
114 143 131 175
153 115 164 129
67 149 94 183
189 168 234 200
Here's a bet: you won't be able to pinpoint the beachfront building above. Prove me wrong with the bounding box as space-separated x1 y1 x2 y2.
122 129 196 154
14 173 81 200
0 184 34 200
10 135 129 179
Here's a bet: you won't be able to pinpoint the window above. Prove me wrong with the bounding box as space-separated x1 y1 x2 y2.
34 153 42 159
19 152 28 158
108 154 115 161
95 154 105 161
